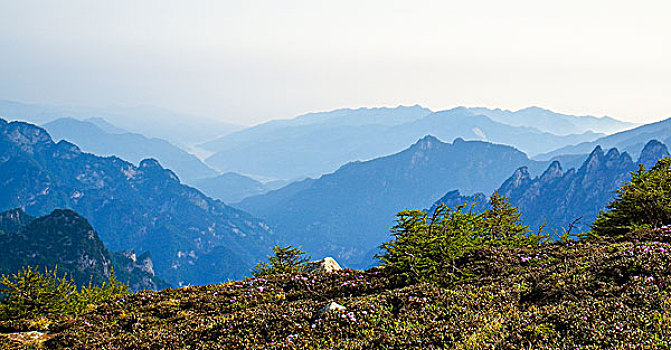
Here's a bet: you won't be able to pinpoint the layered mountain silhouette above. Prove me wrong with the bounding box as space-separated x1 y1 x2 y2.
42 118 218 184
202 106 610 179
0 118 275 286
538 117 671 161
0 208 167 290
0 100 242 148
238 136 547 267
434 140 670 234
466 106 635 135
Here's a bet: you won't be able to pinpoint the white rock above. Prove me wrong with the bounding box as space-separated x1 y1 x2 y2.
303 257 342 273
315 301 346 318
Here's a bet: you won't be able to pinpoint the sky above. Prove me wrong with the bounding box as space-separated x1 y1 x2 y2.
0 0 670 125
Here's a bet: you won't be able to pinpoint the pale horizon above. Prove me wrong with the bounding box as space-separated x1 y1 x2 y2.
1 0 670 125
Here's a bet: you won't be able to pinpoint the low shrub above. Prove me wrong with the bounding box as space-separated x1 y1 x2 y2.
0 266 128 321
252 245 311 277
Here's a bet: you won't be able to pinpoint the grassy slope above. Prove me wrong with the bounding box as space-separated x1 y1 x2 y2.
3 228 671 349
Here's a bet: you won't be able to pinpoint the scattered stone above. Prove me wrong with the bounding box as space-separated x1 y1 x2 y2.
304 257 342 273
314 301 346 319
0 331 51 346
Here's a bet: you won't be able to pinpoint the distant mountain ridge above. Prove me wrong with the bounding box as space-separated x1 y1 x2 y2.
238 136 548 268
0 208 166 290
537 117 671 161
466 106 635 135
0 100 243 148
0 118 275 286
202 106 610 180
42 117 218 184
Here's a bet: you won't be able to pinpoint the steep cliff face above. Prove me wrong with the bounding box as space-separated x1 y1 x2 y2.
110 251 170 291
434 140 670 235
0 118 275 286
499 140 669 233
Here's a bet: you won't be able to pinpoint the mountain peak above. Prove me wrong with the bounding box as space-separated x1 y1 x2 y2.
139 158 163 169
638 140 670 169
55 140 82 154
518 106 551 113
540 161 563 182
1 121 53 149
604 148 620 161
412 135 441 150
580 146 605 173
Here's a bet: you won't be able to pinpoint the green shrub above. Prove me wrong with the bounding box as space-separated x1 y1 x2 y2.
0 266 128 320
481 192 545 246
378 203 482 284
252 245 310 276
379 193 543 284
591 157 671 237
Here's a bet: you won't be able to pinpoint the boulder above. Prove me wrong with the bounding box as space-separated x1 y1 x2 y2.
314 301 346 319
303 257 342 273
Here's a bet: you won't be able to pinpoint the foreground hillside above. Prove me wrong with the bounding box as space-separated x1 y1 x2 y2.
3 227 670 349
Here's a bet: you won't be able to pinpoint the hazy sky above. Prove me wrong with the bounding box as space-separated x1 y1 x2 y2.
1 0 670 125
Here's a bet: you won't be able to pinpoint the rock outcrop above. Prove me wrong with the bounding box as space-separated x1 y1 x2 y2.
314 301 346 319
304 257 342 273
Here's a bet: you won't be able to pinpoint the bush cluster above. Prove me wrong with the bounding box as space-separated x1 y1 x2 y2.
0 266 128 321
378 192 545 284
252 245 310 277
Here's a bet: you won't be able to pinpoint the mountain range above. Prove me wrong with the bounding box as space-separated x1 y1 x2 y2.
201 106 622 180
0 100 242 149
537 117 671 161
434 140 671 235
238 136 548 267
42 118 218 184
0 208 166 290
0 118 275 286
467 106 635 135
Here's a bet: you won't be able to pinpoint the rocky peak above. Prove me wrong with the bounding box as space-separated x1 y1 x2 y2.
604 148 620 162
638 140 670 169
498 166 532 197
53 140 83 159
540 161 563 183
580 146 605 173
55 140 82 153
1 121 53 151
139 158 163 169
138 158 181 182
412 135 441 151
507 167 531 187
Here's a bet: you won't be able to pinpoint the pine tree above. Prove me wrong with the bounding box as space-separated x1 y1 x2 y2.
252 245 310 276
480 192 533 246
592 157 671 237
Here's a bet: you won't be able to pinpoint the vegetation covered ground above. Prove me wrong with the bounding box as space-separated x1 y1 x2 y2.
0 226 669 349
